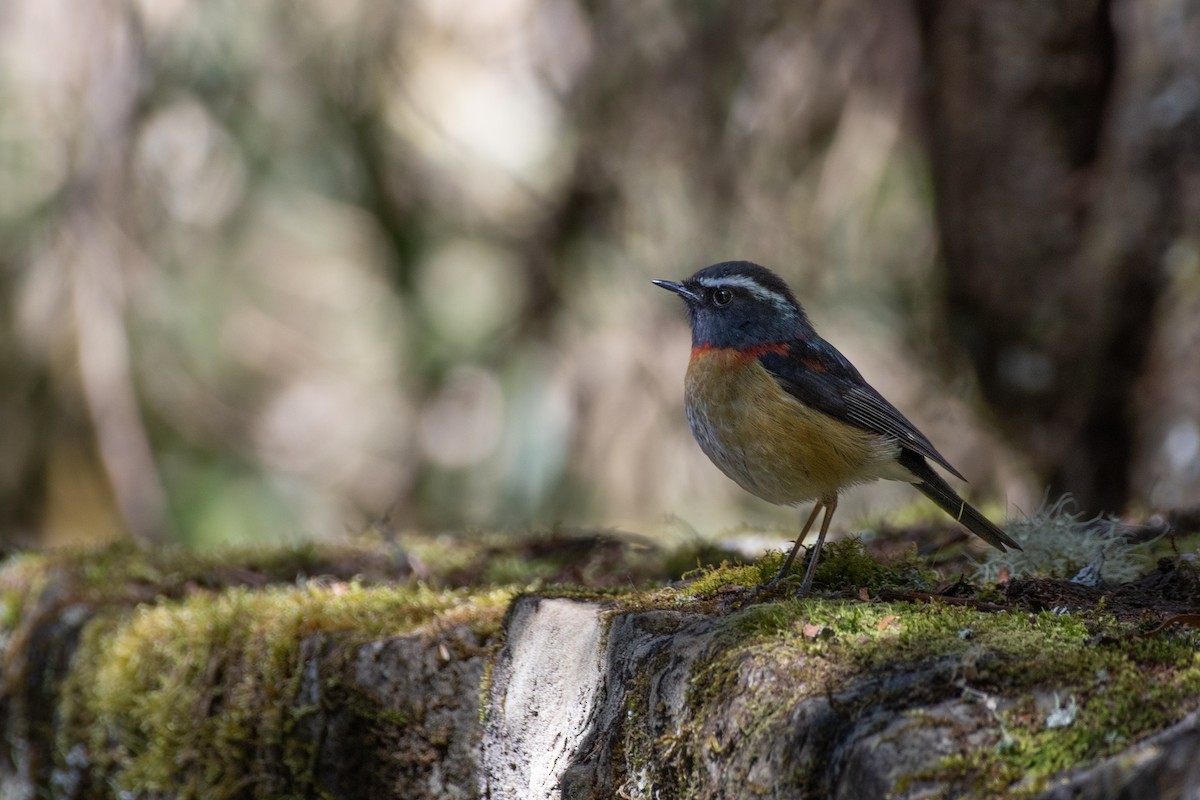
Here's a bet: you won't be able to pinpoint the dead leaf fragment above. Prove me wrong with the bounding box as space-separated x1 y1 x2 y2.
876 614 900 632
1140 613 1200 638
802 623 832 640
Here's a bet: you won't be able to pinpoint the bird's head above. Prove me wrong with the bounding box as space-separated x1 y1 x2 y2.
653 261 812 349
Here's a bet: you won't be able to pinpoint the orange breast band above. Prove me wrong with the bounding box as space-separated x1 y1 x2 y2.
690 342 789 362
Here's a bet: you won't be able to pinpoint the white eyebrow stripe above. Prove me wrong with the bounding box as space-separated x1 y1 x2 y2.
694 274 794 312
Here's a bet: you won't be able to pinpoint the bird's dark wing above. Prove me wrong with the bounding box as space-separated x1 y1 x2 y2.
758 337 966 480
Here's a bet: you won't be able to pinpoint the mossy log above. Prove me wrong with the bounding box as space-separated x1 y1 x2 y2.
1 540 1198 799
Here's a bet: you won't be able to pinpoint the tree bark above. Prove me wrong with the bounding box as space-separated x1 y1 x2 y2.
915 0 1200 513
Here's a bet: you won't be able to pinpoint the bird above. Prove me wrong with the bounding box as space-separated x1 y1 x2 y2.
654 260 1020 596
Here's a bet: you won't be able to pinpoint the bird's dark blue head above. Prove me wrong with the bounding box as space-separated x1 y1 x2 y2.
653 261 813 349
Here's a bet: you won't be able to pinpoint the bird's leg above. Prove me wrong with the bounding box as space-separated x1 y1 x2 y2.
796 494 837 598
767 501 824 588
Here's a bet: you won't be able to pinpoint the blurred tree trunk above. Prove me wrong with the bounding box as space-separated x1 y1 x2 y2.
915 0 1200 514
0 0 167 544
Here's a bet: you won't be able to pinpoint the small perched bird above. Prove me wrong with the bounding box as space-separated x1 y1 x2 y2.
654 261 1020 596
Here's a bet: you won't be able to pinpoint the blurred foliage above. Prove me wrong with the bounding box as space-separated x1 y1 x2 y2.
4 0 1194 548
1 0 978 547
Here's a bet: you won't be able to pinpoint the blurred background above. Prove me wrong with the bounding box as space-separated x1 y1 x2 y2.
1 0 1198 549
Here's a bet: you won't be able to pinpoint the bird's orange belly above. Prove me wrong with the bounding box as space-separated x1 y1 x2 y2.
684 349 904 505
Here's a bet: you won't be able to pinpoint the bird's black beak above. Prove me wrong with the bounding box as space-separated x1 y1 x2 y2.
652 279 701 303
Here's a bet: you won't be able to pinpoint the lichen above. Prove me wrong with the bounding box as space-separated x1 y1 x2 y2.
974 494 1156 584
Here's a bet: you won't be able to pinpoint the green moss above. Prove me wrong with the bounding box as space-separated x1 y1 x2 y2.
6 535 1198 798
483 554 564 585
0 539 413 621
0 552 60 635
812 538 937 592
56 583 511 799
579 563 1200 800
402 527 698 588
677 558 779 597
668 595 1200 798
674 538 936 601
927 632 1200 797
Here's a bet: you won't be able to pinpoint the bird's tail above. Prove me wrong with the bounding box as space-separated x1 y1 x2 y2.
899 450 1021 552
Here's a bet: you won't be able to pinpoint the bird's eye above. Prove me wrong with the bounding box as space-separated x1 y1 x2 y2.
713 288 733 306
